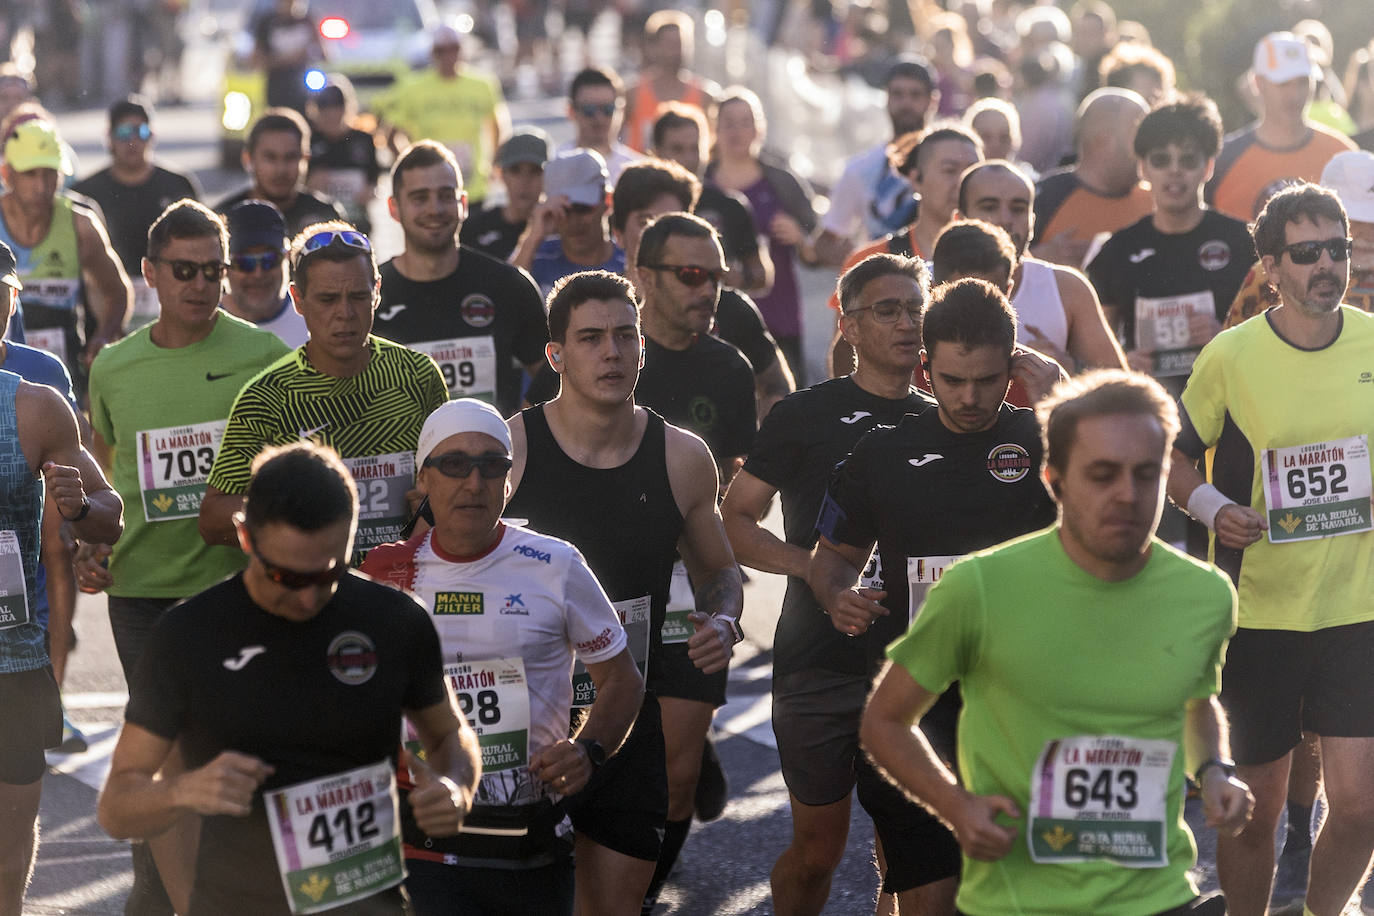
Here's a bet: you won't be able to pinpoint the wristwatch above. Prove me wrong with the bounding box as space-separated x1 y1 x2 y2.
576 737 606 772
714 614 745 645
1193 757 1237 784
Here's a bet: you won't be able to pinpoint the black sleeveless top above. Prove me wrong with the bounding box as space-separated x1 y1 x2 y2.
507 405 684 660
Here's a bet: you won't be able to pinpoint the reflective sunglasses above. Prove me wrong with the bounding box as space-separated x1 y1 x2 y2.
1144 150 1205 171
1281 238 1352 265
156 258 229 282
576 103 617 118
641 263 724 288
423 451 513 479
845 297 923 324
231 250 284 273
301 229 372 255
252 546 348 589
113 122 152 142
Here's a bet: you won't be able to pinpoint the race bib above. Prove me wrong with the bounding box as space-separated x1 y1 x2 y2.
25 326 67 366
1028 735 1175 868
448 657 531 776
264 759 403 915
1135 291 1215 377
859 551 883 590
130 278 160 328
135 420 225 522
316 169 367 202
573 595 650 707
0 531 31 630
24 278 80 310
660 560 693 645
410 337 498 403
343 452 415 556
906 555 961 624
1262 435 1373 543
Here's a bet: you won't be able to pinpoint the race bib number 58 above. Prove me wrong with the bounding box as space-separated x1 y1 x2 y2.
1262 435 1373 543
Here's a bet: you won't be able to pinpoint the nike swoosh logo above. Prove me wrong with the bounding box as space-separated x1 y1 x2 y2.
1128 249 1155 263
908 454 943 467
205 372 234 381
299 423 329 440
840 411 872 425
223 646 266 671
377 305 406 321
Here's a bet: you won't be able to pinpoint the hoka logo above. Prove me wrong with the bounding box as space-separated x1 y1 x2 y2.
513 544 551 563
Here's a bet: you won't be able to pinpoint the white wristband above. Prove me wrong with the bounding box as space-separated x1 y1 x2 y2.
1186 484 1237 532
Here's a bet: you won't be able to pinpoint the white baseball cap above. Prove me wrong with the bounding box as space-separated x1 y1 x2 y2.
1253 32 1314 85
416 399 512 467
1322 151 1374 224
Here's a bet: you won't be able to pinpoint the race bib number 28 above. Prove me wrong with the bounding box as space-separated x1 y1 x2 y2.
1262 435 1373 543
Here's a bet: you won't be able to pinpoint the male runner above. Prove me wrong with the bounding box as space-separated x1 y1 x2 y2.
373 141 547 416
221 200 309 347
1167 183 1374 916
214 109 345 236
559 67 642 182
809 278 1062 912
721 253 936 914
199 221 447 563
505 270 743 914
99 443 480 916
0 298 122 915
863 370 1250 915
511 148 626 297
621 11 719 154
362 398 643 915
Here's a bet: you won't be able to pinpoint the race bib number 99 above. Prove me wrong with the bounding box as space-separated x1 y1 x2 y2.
412 337 498 403
136 421 226 522
1028 735 1175 868
1262 436 1373 543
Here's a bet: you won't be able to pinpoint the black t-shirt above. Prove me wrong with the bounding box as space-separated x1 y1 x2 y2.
214 187 346 238
73 166 201 275
309 128 382 182
743 376 934 676
253 11 316 112
696 183 761 264
374 249 548 416
1087 210 1255 389
125 573 445 915
714 287 778 375
459 204 526 261
818 403 1057 671
636 332 756 468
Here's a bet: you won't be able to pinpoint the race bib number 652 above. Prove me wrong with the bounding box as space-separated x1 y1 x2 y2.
1262 435 1372 543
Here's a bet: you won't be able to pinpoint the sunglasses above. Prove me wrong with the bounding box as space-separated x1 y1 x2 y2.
641 263 723 288
113 122 151 142
846 297 923 324
156 258 229 282
576 103 617 118
566 202 599 216
252 546 349 589
1144 150 1205 171
423 451 513 479
301 229 371 255
1281 237 1352 265
231 250 284 273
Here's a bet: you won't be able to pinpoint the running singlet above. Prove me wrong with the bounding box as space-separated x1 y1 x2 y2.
887 528 1234 915
624 80 708 153
361 524 625 865
1011 257 1068 354
125 572 445 915
206 337 447 562
742 376 934 678
1205 124 1356 222
1177 307 1374 631
0 196 84 371
818 402 1057 671
0 369 45 673
89 314 290 598
374 252 548 416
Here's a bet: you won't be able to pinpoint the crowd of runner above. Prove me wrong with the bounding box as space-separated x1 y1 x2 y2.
2 3 1374 915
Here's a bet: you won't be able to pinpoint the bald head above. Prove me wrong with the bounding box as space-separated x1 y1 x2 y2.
1075 88 1148 151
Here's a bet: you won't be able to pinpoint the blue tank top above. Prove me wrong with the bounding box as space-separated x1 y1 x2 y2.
0 369 47 671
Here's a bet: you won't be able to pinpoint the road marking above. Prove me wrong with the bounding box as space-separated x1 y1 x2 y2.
62 691 128 710
47 725 119 792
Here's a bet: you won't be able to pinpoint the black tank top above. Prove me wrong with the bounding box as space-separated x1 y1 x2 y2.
506 405 684 657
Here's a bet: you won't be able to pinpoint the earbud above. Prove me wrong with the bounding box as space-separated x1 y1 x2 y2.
920 360 930 371
550 352 562 363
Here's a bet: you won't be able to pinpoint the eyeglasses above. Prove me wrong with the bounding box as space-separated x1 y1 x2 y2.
845 297 923 323
251 546 349 589
113 122 151 142
1144 150 1206 171
1280 237 1352 265
576 103 617 118
422 451 513 479
641 264 724 288
231 250 284 273
155 258 229 282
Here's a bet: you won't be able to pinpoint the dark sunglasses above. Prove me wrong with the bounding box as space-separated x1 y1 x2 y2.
231 250 284 273
641 263 723 288
576 103 617 118
845 297 923 324
156 258 229 282
1281 238 1352 265
566 202 599 216
1144 150 1205 171
252 546 348 589
423 451 513 479
113 122 151 142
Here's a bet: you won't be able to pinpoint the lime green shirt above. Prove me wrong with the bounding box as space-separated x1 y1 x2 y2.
887 528 1235 915
89 313 291 597
374 69 502 201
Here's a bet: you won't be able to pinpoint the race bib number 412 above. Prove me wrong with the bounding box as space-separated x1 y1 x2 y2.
1262 435 1373 543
